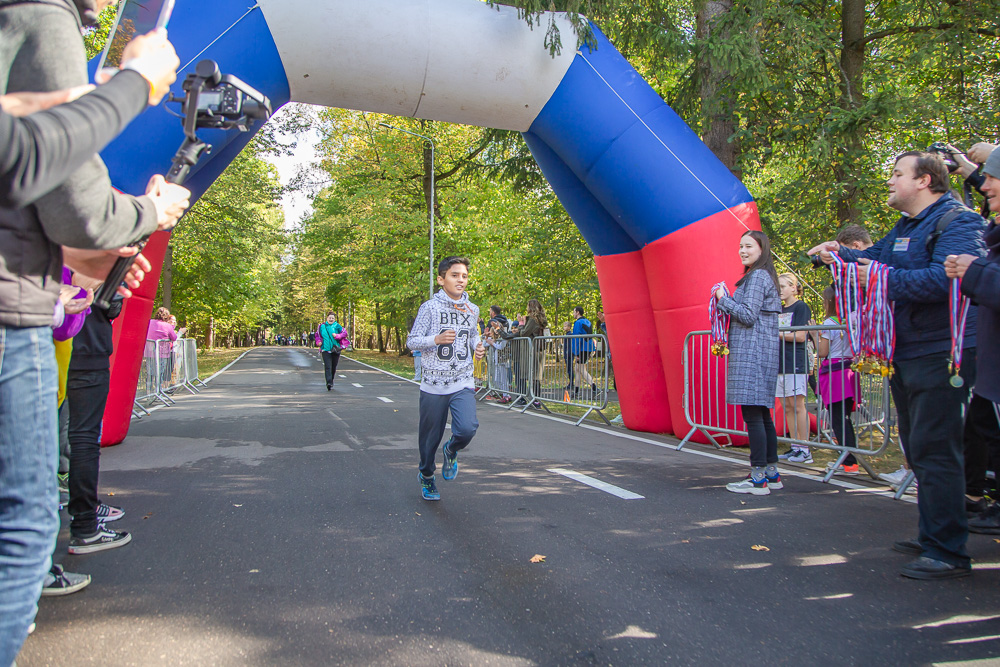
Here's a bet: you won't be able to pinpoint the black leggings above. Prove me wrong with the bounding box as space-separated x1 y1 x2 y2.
322 350 341 387
741 405 777 468
829 399 857 465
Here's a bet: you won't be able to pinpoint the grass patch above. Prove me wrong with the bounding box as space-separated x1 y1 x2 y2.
344 349 417 378
196 347 250 378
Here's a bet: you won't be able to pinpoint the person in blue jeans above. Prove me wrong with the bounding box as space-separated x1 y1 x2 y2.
0 43 185 667
406 257 486 501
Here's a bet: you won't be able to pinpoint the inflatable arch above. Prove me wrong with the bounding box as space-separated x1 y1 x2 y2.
99 0 759 444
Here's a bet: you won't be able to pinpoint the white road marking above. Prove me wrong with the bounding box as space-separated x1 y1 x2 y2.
326 409 346 424
339 374 347 378
548 469 644 500
377 396 393 403
352 383 363 388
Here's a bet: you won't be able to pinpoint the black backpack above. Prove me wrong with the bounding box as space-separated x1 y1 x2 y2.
924 206 972 256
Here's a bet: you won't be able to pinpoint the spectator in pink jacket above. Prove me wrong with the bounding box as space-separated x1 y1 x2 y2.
146 307 185 388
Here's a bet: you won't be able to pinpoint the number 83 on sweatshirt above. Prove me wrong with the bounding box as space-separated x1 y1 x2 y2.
406 291 482 395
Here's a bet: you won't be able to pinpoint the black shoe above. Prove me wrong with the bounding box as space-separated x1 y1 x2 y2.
327 384 332 391
900 556 971 580
512 398 527 407
969 501 1000 535
892 539 923 556
966 496 990 516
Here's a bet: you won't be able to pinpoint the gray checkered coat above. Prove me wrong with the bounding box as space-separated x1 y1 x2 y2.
718 269 781 407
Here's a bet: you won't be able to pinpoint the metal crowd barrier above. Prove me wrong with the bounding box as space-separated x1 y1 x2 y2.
679 325 896 483
181 338 208 390
478 332 611 425
134 338 205 414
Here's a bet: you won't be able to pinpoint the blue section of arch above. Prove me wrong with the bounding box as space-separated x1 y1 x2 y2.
524 24 753 256
96 1 291 201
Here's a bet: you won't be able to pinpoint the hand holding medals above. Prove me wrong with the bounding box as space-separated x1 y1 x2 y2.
829 253 895 376
709 282 731 356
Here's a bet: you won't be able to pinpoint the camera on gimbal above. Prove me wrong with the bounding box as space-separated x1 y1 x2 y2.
162 60 272 183
92 60 272 310
926 141 960 173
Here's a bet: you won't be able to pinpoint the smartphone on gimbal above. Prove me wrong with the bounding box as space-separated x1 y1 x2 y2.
95 0 175 81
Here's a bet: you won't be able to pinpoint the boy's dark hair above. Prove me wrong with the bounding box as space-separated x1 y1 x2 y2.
895 151 950 194
490 305 502 317
573 306 584 316
437 256 470 277
736 230 780 290
834 224 872 247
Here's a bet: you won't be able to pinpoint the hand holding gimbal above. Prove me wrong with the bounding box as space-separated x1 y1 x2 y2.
93 60 272 309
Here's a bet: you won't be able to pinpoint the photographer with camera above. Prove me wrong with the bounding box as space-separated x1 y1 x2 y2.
808 151 986 580
0 13 185 664
945 145 1000 535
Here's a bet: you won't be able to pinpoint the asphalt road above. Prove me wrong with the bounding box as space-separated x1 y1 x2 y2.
20 347 1000 666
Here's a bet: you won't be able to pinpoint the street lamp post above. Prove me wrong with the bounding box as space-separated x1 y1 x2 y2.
379 123 435 299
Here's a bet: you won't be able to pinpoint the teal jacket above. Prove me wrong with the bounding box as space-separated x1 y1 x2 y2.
316 321 344 352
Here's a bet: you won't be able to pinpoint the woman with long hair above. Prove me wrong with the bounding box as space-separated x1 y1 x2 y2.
715 230 782 495
509 298 548 407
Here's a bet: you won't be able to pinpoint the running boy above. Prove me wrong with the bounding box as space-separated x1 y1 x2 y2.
406 257 486 501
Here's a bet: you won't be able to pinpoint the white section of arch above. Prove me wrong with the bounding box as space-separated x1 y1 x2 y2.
255 0 578 131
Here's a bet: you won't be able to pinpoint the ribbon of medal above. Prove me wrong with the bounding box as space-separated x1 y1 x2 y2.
829 253 862 360
949 277 970 388
708 282 731 356
862 261 895 376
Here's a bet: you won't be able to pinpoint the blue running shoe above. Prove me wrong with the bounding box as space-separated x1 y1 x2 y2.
419 473 440 501
441 439 458 481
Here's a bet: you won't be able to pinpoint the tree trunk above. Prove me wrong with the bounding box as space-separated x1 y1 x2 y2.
375 302 385 353
207 316 215 350
696 0 741 178
834 0 866 225
162 244 172 310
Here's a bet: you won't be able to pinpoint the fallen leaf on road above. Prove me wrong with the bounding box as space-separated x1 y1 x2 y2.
530 554 546 563
249 569 259 573
233 504 243 507
751 545 770 552
142 513 152 520
681 539 690 543
108 492 114 496
415 512 421 516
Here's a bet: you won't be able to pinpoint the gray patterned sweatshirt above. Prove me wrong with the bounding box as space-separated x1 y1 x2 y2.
406 290 481 395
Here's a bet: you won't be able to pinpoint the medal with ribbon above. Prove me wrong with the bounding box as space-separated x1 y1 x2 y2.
861 261 895 376
708 282 731 356
829 252 862 361
949 277 970 388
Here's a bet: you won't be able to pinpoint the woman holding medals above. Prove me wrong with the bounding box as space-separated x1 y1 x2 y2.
714 230 783 495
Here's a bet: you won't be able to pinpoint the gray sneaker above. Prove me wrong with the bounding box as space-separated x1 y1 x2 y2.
40 564 91 596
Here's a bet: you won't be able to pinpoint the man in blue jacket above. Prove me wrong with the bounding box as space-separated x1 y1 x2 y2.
810 151 986 580
946 146 1000 535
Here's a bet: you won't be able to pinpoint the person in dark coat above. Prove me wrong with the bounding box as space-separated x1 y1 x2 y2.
715 230 782 496
946 146 1000 535
810 151 986 580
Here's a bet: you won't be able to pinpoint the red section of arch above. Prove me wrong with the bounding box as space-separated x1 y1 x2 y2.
100 230 171 446
593 251 672 433
641 202 760 440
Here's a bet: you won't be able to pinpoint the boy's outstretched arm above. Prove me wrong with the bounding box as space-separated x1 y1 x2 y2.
406 301 438 352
